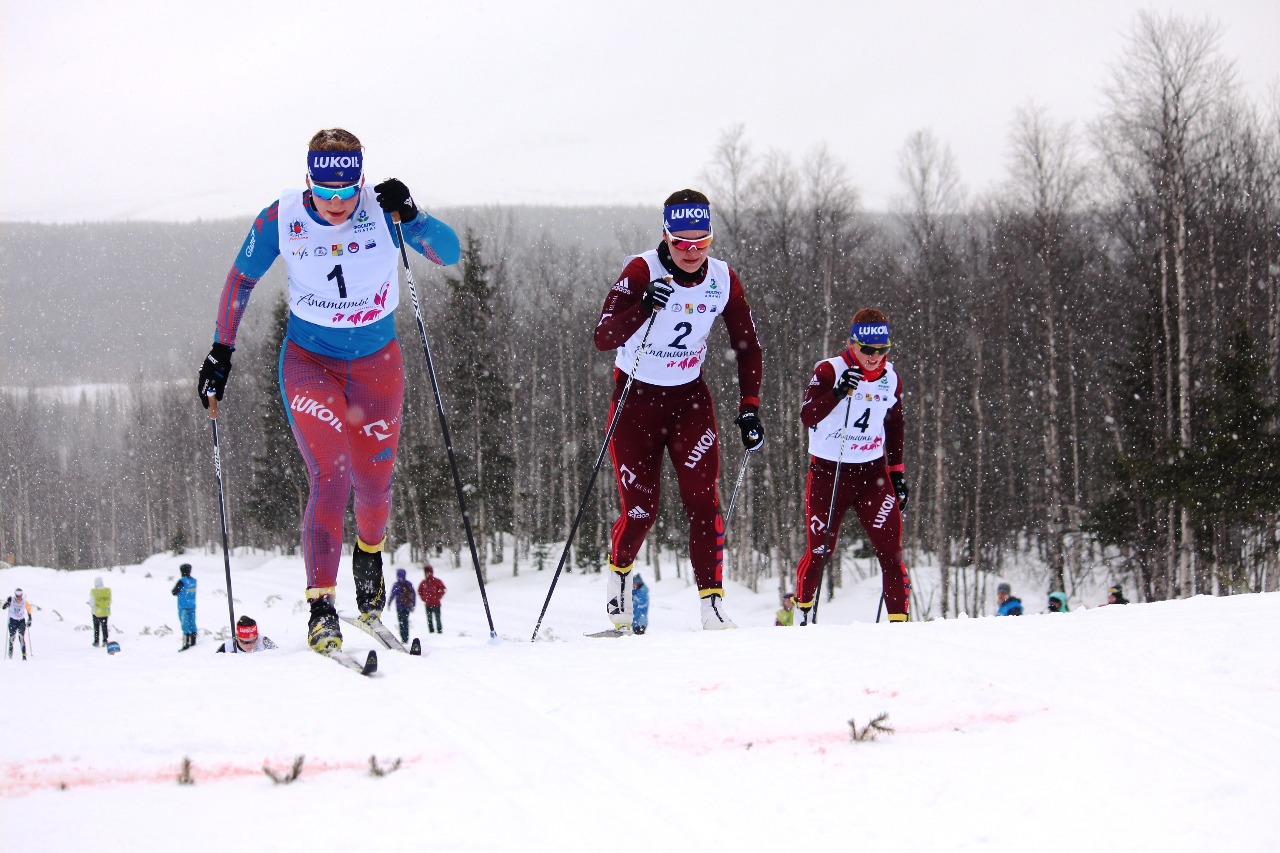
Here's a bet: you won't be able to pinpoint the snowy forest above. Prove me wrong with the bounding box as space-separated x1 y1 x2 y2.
2 13 1278 614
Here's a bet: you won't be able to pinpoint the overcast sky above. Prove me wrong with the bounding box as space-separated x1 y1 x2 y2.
3 0 1277 224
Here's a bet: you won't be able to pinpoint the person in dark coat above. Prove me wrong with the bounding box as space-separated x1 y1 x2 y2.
387 568 417 643
1106 584 1130 606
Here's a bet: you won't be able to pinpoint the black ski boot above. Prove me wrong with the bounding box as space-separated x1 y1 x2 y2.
308 594 342 653
352 543 386 620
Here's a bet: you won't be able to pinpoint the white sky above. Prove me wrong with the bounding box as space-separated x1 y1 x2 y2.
3 0 1277 223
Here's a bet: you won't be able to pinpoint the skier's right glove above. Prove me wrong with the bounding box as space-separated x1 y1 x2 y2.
734 409 766 453
834 365 864 398
197 343 234 409
641 279 675 312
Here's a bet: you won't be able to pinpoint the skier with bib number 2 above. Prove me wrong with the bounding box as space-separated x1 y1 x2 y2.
791 308 911 624
593 189 764 632
196 128 460 655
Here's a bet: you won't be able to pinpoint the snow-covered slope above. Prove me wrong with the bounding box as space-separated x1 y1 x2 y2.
1 553 1276 852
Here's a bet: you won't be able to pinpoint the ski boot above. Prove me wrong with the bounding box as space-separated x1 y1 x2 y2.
796 601 813 626
605 561 633 634
308 591 342 652
352 538 386 631
700 591 737 630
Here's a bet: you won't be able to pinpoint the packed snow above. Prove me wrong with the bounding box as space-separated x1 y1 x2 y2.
1 550 1277 852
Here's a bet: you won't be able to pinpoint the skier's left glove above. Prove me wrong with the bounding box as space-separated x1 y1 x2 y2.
890 472 909 513
375 178 419 223
735 409 766 453
197 343 234 409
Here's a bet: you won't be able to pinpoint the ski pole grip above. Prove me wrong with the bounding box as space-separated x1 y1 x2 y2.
391 211 401 225
208 393 218 419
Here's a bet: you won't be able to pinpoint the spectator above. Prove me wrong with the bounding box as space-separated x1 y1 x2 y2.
89 577 112 647
1048 591 1069 613
388 568 417 644
1106 584 1130 606
996 582 1023 616
632 575 650 635
776 593 796 626
216 615 278 653
417 565 447 634
171 563 198 651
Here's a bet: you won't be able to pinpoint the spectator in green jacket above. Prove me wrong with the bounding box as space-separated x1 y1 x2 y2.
776 593 796 626
1048 591 1069 613
89 577 112 647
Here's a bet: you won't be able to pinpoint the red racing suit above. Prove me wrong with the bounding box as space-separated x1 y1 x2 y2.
792 352 910 618
594 244 762 593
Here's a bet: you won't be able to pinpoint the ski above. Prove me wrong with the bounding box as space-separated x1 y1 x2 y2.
584 628 632 638
340 615 414 655
409 638 422 656
320 648 378 676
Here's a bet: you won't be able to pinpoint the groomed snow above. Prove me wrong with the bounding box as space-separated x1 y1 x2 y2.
2 551 1277 852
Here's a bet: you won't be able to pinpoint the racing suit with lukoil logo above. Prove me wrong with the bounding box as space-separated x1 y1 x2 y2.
594 244 762 594
792 350 910 619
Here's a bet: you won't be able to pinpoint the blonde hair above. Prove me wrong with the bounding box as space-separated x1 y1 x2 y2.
308 128 363 152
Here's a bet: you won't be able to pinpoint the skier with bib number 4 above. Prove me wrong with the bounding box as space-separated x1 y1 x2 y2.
593 189 764 632
791 309 911 624
196 128 460 656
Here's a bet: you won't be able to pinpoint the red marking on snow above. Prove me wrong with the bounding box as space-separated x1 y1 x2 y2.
0 754 426 797
699 683 724 693
649 731 849 756
896 707 1048 735
863 687 899 697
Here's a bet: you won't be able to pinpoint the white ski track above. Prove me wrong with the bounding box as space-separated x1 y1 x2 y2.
340 615 420 655
319 647 378 676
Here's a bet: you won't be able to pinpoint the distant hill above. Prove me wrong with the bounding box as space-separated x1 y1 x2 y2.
0 206 653 386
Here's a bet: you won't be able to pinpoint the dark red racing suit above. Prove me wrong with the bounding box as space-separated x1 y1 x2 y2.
793 352 910 619
594 244 762 593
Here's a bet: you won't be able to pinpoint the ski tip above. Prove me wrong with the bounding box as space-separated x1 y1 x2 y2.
363 650 378 676
409 638 422 656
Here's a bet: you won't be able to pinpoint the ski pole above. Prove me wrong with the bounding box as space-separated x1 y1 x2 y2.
208 395 239 651
531 290 666 641
393 214 497 641
811 393 854 624
723 452 751 528
875 592 884 623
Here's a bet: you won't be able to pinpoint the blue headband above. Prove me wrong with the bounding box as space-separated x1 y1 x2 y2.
851 322 891 345
664 203 711 234
308 150 363 183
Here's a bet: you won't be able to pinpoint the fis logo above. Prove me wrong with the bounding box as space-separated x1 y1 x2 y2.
291 246 308 260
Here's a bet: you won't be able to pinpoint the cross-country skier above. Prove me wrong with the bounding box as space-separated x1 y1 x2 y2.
5 588 32 660
215 616 278 653
171 563 198 650
791 308 911 624
196 128 460 654
593 189 764 632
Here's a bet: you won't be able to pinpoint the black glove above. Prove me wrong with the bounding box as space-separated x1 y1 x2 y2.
197 343 234 409
734 409 766 453
834 365 864 398
374 178 418 222
890 472 909 513
641 278 674 311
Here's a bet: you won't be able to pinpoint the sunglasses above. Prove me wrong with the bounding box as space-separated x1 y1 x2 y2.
311 179 362 201
665 228 713 251
855 343 891 356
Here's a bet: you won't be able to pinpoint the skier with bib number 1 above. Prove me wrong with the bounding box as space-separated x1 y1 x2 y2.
195 128 460 656
592 189 765 632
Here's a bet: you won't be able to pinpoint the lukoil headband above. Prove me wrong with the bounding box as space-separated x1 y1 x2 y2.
308 150 363 183
664 203 711 234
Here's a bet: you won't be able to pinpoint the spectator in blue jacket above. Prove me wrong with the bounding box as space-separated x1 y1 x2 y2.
632 574 650 635
387 568 417 644
995 582 1023 616
171 563 198 651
